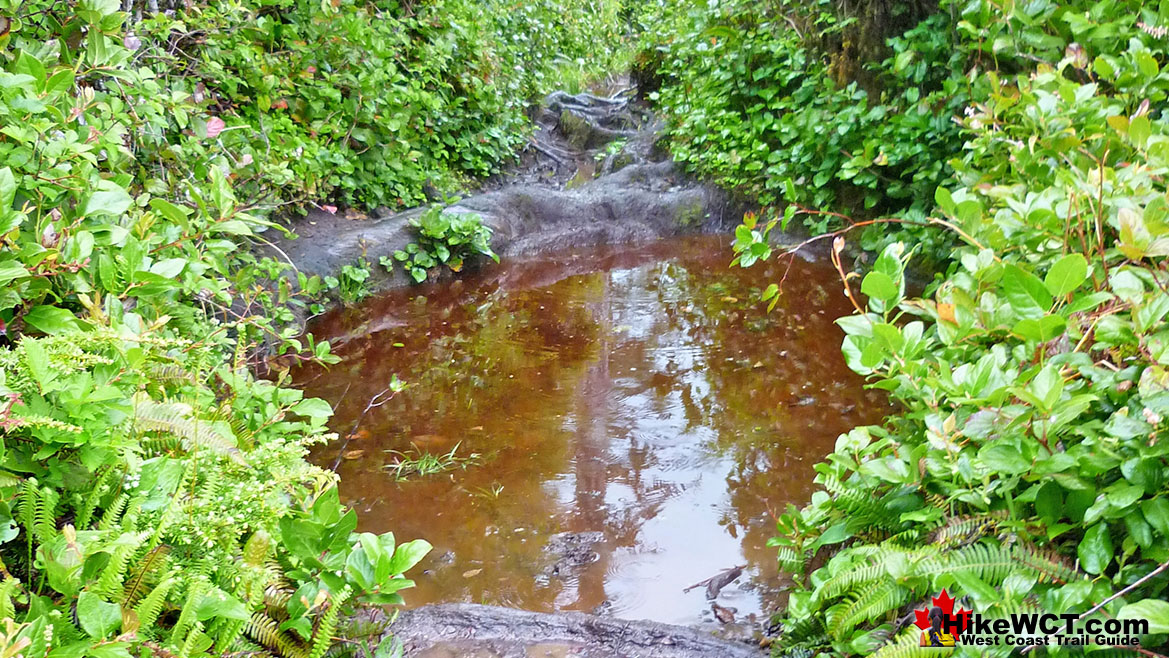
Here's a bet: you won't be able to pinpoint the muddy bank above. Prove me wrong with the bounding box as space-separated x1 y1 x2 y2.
265 89 743 293
389 604 766 658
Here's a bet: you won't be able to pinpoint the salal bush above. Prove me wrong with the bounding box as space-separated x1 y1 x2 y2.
139 0 627 211
645 0 962 225
1 1 444 655
742 2 1169 657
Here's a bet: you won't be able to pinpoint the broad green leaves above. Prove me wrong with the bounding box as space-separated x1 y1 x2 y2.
23 306 81 335
750 2 1169 656
77 593 121 639
860 271 897 306
1118 599 1169 634
83 182 133 218
392 207 497 284
1043 254 1088 296
1077 524 1113 575
344 533 432 604
1002 264 1051 320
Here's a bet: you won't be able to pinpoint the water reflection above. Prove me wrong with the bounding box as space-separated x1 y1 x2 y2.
292 234 891 628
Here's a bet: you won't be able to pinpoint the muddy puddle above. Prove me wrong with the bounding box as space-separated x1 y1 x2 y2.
292 234 891 632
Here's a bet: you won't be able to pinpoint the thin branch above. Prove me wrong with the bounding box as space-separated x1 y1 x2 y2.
329 385 399 471
1021 559 1169 655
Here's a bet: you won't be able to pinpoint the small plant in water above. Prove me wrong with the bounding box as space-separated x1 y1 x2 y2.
384 442 481 480
393 206 499 283
332 258 374 304
470 483 505 499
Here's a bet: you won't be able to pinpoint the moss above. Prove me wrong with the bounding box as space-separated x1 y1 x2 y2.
559 109 594 150
674 199 707 228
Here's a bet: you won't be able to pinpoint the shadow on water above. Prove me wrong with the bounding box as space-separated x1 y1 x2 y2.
292 234 892 630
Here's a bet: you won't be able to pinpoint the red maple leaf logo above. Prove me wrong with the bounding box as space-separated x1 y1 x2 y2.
913 589 972 633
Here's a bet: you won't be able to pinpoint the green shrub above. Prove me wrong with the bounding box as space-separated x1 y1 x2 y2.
137 0 628 212
0 327 431 658
391 206 497 283
644 0 965 236
717 1 1169 655
0 0 628 652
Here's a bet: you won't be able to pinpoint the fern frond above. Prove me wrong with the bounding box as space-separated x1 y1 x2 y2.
918 543 1078 586
141 436 185 457
263 583 294 617
931 512 1006 548
1009 543 1079 585
17 479 38 546
826 582 911 640
779 613 825 645
169 581 207 645
228 637 278 658
244 612 308 658
124 545 173 606
777 546 806 574
176 625 207 658
34 486 59 544
93 533 147 600
0 577 21 620
307 586 351 658
134 576 177 633
150 365 197 388
134 396 246 464
816 545 934 602
820 473 895 528
97 492 129 532
75 467 120 529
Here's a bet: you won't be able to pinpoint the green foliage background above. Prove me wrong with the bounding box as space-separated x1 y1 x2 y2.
0 0 628 656
638 0 1169 655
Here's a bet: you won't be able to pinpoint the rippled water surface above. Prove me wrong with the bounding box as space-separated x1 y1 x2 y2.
292 234 891 628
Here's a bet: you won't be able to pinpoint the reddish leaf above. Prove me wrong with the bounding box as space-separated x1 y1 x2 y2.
206 117 226 139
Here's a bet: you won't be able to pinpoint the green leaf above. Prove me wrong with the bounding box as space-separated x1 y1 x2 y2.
0 261 30 286
22 339 54 390
1129 115 1151 148
1076 523 1113 575
1012 314 1066 342
861 271 898 305
44 68 75 96
83 181 133 218
1142 498 1169 537
149 199 191 225
809 522 852 552
934 186 955 214
195 588 251 621
211 220 253 236
979 444 1030 475
387 538 432 575
1002 264 1052 319
1044 254 1088 296
23 306 80 335
13 52 46 91
86 644 133 658
76 592 121 639
1118 599 1169 634
290 398 333 423
0 167 16 210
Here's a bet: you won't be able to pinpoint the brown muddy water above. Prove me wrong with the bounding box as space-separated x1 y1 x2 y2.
292 234 891 631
